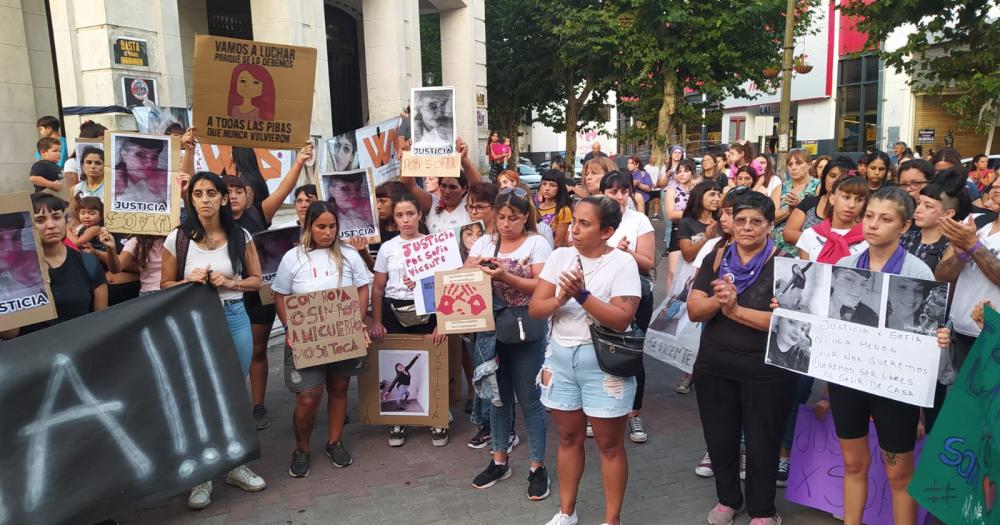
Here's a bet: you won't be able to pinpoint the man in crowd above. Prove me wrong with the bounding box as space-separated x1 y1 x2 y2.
892 141 908 167
582 142 607 163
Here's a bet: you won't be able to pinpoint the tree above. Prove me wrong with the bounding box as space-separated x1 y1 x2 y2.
615 0 817 161
841 0 999 151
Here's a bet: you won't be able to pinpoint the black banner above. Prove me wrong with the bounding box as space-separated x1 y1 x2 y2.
113 37 149 67
0 285 259 525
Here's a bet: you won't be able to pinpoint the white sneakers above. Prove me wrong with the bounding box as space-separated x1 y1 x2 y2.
545 511 579 525
188 464 266 510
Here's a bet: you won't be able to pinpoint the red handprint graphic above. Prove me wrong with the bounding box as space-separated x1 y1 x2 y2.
438 283 487 316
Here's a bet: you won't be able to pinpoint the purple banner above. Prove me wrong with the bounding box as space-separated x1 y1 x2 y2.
785 404 927 524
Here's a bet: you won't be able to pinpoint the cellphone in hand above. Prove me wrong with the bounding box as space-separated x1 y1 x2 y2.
481 261 498 270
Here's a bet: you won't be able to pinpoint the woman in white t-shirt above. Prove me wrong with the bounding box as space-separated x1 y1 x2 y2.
465 186 553 496
530 195 641 525
160 172 266 510
599 171 655 444
795 176 870 263
272 200 371 479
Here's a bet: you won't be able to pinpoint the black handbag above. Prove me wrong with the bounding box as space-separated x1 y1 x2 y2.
488 240 547 343
579 255 646 377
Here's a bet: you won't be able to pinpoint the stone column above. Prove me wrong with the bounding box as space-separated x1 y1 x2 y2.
249 0 333 139
439 0 487 169
361 0 422 123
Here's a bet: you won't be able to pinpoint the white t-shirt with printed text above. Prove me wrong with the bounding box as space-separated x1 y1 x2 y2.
373 235 415 301
426 194 470 233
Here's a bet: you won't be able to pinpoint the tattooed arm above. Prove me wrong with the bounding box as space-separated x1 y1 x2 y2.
934 245 963 283
970 245 1000 288
583 295 640 332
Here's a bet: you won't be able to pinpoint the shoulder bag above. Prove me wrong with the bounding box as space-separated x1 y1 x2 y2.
488 237 547 343
579 254 645 377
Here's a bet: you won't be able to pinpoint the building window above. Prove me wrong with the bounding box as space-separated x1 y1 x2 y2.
836 55 879 153
729 117 746 142
207 0 253 40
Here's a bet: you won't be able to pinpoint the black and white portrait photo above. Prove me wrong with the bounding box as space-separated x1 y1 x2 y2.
410 87 455 156
326 130 359 172
110 133 172 212
885 275 949 336
828 267 882 328
774 257 826 315
766 316 812 374
379 349 429 416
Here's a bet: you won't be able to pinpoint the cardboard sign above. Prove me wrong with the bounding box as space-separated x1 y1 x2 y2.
785 405 927 525
113 37 148 66
410 86 455 156
357 117 402 185
399 230 464 281
319 169 380 244
910 307 1000 524
253 226 299 306
131 105 190 135
0 284 260 525
643 259 701 373
358 334 449 427
434 269 494 334
102 132 181 236
284 287 367 369
768 258 948 407
412 221 483 316
0 193 57 331
400 151 461 179
192 35 317 149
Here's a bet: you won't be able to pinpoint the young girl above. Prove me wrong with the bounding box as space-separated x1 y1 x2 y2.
119 235 165 296
273 200 371 478
752 155 781 198
824 186 951 525
725 165 759 195
536 169 573 247
161 171 266 511
865 151 894 191
796 176 870 262
68 197 121 274
665 159 697 289
726 141 753 181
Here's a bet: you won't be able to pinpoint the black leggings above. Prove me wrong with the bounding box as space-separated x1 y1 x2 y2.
632 277 654 411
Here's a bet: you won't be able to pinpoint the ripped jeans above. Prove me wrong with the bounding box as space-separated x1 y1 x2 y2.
538 339 636 418
472 330 503 406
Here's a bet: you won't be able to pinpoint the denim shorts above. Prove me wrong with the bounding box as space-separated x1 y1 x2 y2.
283 345 365 393
539 339 636 418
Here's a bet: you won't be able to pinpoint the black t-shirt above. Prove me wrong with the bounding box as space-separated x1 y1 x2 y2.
235 206 268 235
692 247 794 383
20 250 107 334
798 195 821 216
676 217 708 242
30 160 62 192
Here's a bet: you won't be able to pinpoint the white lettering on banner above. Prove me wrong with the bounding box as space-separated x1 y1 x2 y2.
0 294 49 314
143 329 186 454
20 355 152 510
191 312 243 459
166 316 209 443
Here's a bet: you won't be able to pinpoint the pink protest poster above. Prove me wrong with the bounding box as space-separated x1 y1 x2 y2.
784 405 927 524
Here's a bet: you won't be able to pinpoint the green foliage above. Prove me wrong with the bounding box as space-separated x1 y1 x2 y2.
841 0 1000 132
420 14 442 86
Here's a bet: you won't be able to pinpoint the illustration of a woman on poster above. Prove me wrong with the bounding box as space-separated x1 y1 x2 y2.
227 64 276 121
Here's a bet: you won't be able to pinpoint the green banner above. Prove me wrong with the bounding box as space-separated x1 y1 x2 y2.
910 307 1000 524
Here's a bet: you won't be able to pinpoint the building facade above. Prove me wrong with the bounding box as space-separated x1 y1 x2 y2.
0 0 488 193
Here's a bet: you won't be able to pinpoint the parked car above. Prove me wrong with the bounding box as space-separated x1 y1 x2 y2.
516 164 542 190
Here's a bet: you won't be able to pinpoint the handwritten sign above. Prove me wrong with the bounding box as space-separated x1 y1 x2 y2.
103 132 181 236
434 269 494 334
400 151 461 179
192 35 317 149
284 287 366 369
769 259 948 407
785 405 927 525
399 230 463 281
0 193 56 331
910 307 1000 525
643 260 700 373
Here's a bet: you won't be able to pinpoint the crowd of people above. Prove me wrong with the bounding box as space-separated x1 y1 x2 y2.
5 115 1000 525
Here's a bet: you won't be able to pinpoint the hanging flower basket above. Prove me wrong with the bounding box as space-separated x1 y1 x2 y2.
763 67 780 78
793 54 812 74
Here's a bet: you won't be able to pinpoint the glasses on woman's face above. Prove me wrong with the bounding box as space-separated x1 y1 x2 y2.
499 187 528 198
900 180 928 190
465 203 492 212
733 216 767 229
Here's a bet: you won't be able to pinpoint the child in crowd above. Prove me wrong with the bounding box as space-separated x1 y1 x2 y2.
496 170 520 190
30 137 65 194
34 115 67 167
68 197 121 274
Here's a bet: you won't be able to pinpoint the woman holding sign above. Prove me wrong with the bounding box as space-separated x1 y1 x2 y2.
824 186 950 525
160 172 267 511
272 201 371 479
530 196 641 525
686 191 794 525
465 187 552 498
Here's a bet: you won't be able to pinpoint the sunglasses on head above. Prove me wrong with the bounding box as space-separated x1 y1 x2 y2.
729 186 751 195
499 187 528 198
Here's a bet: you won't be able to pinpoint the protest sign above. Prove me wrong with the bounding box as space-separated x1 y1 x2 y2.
434 268 494 334
357 116 401 184
643 259 701 373
131 105 190 135
358 334 449 427
785 405 927 525
192 35 317 149
456 221 485 262
194 143 304 205
909 307 1000 525
0 193 56 331
319 169 380 244
399 230 464 281
769 258 948 407
410 87 455 157
284 286 367 369
400 150 461 179
325 129 360 171
414 276 436 316
0 284 260 525
122 77 156 108
253 226 299 305
413 221 484 315
103 132 181 236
